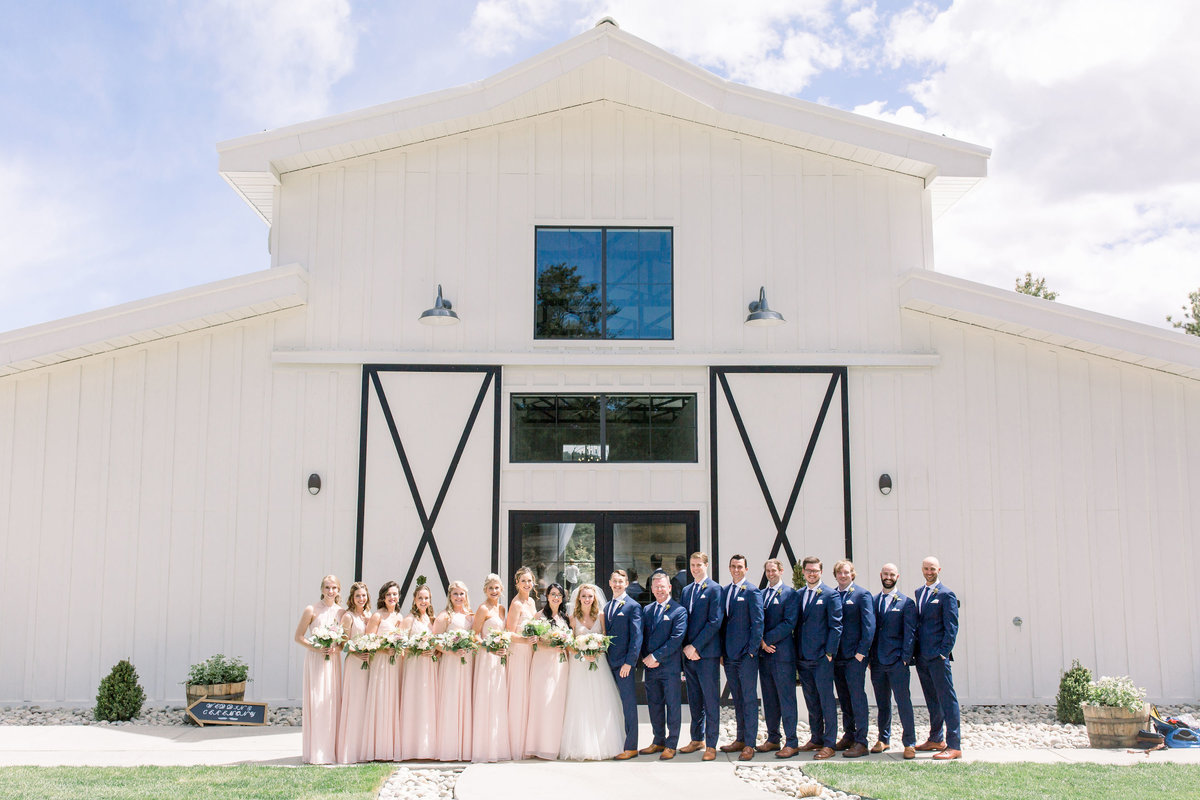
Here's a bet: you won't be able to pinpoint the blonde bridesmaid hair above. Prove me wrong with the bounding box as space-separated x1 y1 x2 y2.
483 573 503 598
513 565 538 601
444 580 472 615
319 574 342 605
409 583 435 621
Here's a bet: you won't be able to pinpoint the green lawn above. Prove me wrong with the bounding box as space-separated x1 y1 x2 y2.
805 762 1200 800
0 764 396 800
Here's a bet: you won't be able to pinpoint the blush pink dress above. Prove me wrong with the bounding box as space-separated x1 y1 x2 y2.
363 611 403 761
336 612 371 763
471 611 510 763
302 603 343 764
435 611 474 761
399 615 439 760
506 600 535 760
523 615 570 759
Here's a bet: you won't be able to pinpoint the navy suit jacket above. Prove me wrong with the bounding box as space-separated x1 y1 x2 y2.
720 581 764 661
835 584 877 659
794 583 843 662
760 583 799 661
604 594 644 668
683 578 724 658
641 600 688 670
913 582 958 662
870 591 916 666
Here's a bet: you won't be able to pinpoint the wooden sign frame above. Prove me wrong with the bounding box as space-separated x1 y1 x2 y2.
186 697 269 727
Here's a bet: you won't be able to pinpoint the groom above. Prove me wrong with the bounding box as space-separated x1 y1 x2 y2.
639 571 688 759
607 569 643 760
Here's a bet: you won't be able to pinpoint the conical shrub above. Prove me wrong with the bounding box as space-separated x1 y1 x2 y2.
95 659 146 722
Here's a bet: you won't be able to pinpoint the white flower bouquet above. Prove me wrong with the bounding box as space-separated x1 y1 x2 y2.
572 632 613 671
544 627 573 663
436 629 479 665
306 623 346 661
481 629 513 666
404 630 436 663
521 619 551 651
346 632 387 670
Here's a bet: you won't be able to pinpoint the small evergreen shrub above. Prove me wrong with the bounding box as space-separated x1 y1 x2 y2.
185 654 250 686
792 561 806 590
1055 659 1092 724
95 659 146 722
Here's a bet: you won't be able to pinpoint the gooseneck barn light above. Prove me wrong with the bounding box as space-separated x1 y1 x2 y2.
418 285 460 326
745 286 785 326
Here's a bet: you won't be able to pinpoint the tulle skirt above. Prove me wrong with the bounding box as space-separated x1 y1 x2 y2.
558 653 624 760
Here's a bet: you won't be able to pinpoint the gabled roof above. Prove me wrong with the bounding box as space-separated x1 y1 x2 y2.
0 266 308 378
900 270 1200 381
218 20 990 225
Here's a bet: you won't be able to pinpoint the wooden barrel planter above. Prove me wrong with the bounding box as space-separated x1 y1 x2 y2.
185 681 248 723
1082 702 1149 747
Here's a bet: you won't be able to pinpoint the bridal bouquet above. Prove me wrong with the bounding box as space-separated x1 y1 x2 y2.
543 627 573 663
436 629 479 665
404 630 436 663
521 619 551 651
345 632 387 670
572 632 613 671
306 623 346 661
481 629 513 666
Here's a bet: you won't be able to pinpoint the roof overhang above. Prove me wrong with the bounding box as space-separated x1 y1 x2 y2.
899 270 1200 381
218 22 989 225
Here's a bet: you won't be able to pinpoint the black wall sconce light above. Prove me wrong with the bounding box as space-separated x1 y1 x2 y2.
418 285 460 325
308 473 322 495
745 286 785 326
878 473 892 495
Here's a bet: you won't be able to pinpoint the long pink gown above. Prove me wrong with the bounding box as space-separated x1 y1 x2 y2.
471 612 510 763
336 612 371 764
363 612 403 761
435 611 473 761
523 615 570 759
507 601 535 760
302 603 343 764
400 616 439 760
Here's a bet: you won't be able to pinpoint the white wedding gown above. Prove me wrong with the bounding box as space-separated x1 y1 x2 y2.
558 616 625 760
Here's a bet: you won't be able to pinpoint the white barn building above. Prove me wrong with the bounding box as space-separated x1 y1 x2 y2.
2 22 1198 708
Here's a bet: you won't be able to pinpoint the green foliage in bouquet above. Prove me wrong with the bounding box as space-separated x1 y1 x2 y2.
95 659 146 721
185 654 250 686
1055 659 1092 724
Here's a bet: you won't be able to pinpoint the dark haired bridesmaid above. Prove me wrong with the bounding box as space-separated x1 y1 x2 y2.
363 581 403 761
337 581 371 764
524 582 571 759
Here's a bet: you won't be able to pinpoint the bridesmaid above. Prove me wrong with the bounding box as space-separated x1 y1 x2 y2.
504 566 537 760
399 583 439 760
337 581 372 764
434 581 474 761
363 581 404 761
471 574 510 762
293 574 344 764
523 582 571 759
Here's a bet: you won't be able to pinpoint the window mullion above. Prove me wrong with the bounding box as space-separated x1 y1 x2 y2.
598 393 607 462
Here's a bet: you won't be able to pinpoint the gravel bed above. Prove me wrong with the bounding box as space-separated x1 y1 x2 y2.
376 767 462 800
0 704 302 726
737 764 859 799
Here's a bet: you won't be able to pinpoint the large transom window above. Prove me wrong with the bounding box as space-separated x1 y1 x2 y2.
511 394 697 463
534 227 673 340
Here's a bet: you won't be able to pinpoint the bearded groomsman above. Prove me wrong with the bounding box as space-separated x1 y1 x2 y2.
719 553 764 761
870 563 917 758
913 556 962 760
639 572 688 760
831 560 876 758
677 552 724 761
794 555 842 760
758 558 801 758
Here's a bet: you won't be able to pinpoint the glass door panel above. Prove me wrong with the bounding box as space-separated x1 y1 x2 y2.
610 521 689 604
515 520 597 610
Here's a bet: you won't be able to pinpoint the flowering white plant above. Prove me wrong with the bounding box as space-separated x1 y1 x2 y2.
1083 676 1147 713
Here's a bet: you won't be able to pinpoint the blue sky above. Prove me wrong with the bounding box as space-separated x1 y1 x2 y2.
2 0 1197 333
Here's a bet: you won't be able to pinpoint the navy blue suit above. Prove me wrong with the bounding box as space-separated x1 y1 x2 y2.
870 590 917 747
913 582 961 750
682 578 724 747
833 583 876 746
794 583 842 747
758 583 800 748
721 580 764 746
641 600 688 749
604 593 643 751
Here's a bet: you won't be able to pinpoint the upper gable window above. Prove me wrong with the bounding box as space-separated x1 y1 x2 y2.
534 227 673 340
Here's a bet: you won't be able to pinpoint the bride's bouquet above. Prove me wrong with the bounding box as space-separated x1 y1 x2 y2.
345 632 387 670
481 629 513 666
404 630 436 663
521 619 550 651
543 627 573 663
435 629 479 665
572 632 613 671
306 623 346 661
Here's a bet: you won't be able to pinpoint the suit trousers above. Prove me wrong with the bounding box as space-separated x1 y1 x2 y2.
683 656 721 746
610 662 639 752
759 652 799 748
833 657 870 745
798 657 838 747
644 664 682 749
870 660 916 747
723 654 760 745
915 656 961 749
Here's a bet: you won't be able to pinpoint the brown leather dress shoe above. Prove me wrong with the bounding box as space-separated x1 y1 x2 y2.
842 743 869 758
932 748 962 760
834 733 855 751
678 740 704 754
812 746 836 760
738 746 755 761
775 746 800 759
659 748 676 760
614 749 638 760
870 741 888 754
719 740 746 753
915 739 947 752
903 746 917 759
702 747 717 761
639 743 665 755
798 739 819 752
755 741 781 752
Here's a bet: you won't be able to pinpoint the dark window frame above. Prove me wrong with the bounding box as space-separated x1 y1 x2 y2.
533 226 675 341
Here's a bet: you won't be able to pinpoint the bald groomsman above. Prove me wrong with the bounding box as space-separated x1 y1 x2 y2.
794 556 842 760
831 559 876 758
869 563 917 759
758 558 801 758
913 556 962 760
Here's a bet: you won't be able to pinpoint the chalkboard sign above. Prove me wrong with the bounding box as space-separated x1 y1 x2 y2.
186 698 268 726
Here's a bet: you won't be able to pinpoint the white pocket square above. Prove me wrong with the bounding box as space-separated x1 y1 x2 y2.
931 599 940 604
846 600 855 606
816 599 824 605
736 596 745 602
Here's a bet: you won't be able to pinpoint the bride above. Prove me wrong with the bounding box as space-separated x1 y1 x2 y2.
559 583 625 760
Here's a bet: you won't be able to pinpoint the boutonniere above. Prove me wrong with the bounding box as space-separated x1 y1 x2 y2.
662 602 671 612
814 587 823 596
